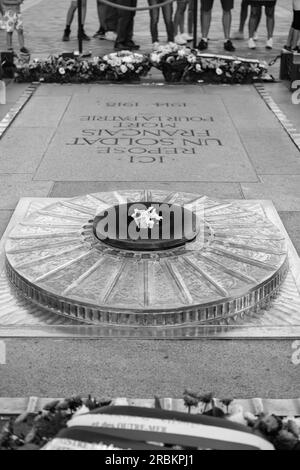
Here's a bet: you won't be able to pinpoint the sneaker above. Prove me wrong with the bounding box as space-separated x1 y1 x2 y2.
233 31 244 40
93 28 106 39
62 28 70 42
175 34 187 45
266 38 273 49
248 38 256 49
105 31 117 41
20 47 30 54
78 30 90 41
152 41 160 51
253 31 259 41
181 33 193 42
224 40 236 52
197 38 208 50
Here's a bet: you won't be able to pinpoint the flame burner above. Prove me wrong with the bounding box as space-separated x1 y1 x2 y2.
4 190 288 326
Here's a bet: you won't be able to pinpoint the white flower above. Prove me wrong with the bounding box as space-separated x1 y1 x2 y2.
216 67 223 75
178 49 186 57
151 53 160 63
99 63 106 71
120 64 128 73
59 67 65 75
187 54 196 63
195 63 202 72
122 56 132 63
72 404 90 417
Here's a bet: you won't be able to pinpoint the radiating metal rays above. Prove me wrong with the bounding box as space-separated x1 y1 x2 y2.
4 190 289 327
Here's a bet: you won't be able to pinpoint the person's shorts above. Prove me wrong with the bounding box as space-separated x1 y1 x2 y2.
2 10 23 32
292 10 300 31
201 0 234 12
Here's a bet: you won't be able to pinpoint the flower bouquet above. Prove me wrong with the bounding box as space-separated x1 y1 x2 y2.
15 54 108 83
183 53 271 84
150 44 195 82
102 50 151 82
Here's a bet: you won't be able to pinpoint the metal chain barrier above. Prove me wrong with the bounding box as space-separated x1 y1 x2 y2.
96 0 176 12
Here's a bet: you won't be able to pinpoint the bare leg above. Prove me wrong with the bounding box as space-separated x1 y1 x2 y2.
201 9 212 39
238 0 249 33
17 29 25 49
249 5 260 38
65 0 77 26
265 5 275 40
187 0 193 35
174 1 188 35
6 31 13 50
222 10 231 40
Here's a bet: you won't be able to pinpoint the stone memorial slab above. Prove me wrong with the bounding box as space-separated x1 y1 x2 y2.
34 86 258 182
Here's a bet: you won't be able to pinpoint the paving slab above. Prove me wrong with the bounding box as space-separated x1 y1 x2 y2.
0 127 56 173
34 85 258 182
0 211 12 238
0 175 52 210
50 181 243 199
278 211 300 256
12 96 71 128
241 175 300 211
0 339 298 397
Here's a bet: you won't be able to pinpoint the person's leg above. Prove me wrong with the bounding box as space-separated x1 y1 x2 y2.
95 0 106 34
148 0 160 44
174 0 187 38
233 0 248 38
17 29 25 49
265 5 275 40
222 9 231 40
201 0 213 40
249 5 260 38
65 0 77 27
239 0 249 32
62 0 77 40
188 0 194 35
105 1 118 32
115 0 138 48
221 0 235 50
6 32 13 50
161 0 174 42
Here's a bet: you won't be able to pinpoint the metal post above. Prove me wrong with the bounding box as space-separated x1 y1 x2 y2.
77 0 83 54
193 0 198 49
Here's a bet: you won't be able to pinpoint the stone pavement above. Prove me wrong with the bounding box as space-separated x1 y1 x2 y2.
0 0 300 398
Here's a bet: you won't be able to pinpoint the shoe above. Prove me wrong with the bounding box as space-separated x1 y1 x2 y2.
197 38 208 50
114 42 126 51
253 31 259 41
152 41 160 51
233 31 244 40
62 27 70 42
105 31 117 41
266 38 273 49
175 34 187 45
224 40 235 52
78 29 90 41
124 40 140 50
20 47 30 54
248 38 256 49
93 28 106 39
181 33 193 42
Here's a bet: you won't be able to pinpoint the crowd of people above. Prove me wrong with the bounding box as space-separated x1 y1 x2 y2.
0 0 299 55
62 0 300 53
